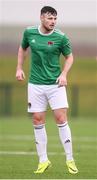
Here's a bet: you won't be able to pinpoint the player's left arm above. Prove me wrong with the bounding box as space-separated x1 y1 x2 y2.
56 53 73 86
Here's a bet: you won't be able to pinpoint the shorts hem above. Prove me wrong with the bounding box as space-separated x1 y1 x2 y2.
51 105 69 110
28 109 47 113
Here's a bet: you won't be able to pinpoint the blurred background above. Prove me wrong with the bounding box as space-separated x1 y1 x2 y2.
0 1 97 179
0 0 97 117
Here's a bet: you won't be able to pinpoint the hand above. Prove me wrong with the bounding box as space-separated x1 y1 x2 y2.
16 69 25 81
56 72 67 87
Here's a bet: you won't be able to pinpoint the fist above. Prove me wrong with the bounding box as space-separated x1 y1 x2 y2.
16 69 25 81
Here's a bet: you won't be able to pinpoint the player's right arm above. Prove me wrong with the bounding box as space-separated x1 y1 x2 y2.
16 46 28 81
16 28 29 81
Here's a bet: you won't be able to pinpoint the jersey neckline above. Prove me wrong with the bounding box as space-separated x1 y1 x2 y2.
38 25 54 36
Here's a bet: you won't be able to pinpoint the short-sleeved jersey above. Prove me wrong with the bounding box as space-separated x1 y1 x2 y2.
21 26 72 85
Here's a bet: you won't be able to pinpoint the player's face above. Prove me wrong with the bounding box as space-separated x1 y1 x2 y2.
40 13 57 31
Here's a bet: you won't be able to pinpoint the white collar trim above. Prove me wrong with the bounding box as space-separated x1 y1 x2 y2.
38 25 54 36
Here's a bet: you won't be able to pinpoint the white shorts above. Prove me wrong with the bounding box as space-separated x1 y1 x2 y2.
28 83 69 113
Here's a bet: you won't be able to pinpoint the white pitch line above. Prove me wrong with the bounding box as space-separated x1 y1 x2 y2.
0 135 96 142
0 146 97 156
0 135 33 141
0 151 64 155
0 144 97 149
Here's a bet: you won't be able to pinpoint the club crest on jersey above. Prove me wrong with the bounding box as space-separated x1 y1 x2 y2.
48 41 54 45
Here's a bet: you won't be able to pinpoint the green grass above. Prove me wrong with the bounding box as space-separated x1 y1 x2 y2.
0 115 97 179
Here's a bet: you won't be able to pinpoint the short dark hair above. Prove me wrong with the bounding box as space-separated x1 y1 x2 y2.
41 6 57 16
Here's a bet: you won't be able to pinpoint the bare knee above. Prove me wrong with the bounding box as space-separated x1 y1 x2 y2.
32 112 45 125
53 108 67 124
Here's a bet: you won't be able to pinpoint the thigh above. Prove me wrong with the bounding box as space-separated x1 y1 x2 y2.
48 85 69 110
28 83 48 113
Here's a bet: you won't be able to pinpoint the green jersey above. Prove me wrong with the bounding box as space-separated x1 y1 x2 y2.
21 26 72 85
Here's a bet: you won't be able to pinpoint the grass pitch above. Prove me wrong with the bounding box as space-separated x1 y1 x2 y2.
0 115 97 179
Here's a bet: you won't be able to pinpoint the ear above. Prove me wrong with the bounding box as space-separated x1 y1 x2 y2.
40 14 44 22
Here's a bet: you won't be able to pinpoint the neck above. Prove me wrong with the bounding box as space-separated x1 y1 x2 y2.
40 25 53 34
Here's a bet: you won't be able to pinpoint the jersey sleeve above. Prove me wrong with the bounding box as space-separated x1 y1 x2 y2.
61 35 72 56
21 29 29 49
